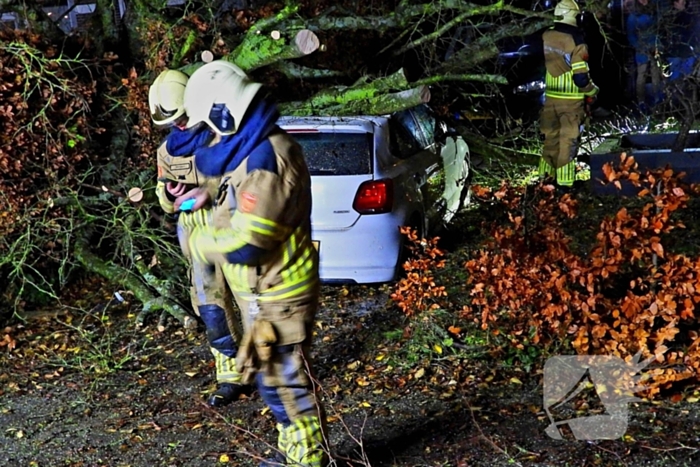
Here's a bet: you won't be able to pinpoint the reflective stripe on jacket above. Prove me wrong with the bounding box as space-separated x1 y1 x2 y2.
543 23 596 99
189 131 319 304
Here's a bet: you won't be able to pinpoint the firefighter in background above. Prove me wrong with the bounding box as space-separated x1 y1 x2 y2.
175 61 326 467
539 0 599 187
149 68 250 407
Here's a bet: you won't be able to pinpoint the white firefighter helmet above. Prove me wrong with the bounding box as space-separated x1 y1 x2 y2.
148 69 189 126
183 60 262 136
554 0 580 26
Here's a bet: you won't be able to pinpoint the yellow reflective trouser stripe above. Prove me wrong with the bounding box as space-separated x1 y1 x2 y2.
211 348 242 384
556 161 576 187
277 423 288 459
539 158 555 177
237 274 318 302
217 263 248 292
283 416 325 467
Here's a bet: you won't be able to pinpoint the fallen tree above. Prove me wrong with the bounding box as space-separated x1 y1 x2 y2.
0 0 556 324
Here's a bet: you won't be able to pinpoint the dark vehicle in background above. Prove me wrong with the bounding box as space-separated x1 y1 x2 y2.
442 0 553 125
444 0 621 125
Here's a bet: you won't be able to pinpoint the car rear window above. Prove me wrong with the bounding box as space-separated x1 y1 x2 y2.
292 132 373 176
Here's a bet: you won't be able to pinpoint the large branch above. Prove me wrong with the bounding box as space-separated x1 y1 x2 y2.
333 86 431 115
226 28 319 71
281 85 430 116
274 62 345 79
278 67 411 113
73 237 196 329
414 73 507 86
285 0 508 31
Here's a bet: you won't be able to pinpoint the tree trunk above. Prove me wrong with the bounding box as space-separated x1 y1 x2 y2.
282 85 430 116
228 28 320 71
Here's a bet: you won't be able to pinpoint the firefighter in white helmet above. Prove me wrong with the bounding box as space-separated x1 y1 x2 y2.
538 0 599 188
148 66 252 407
176 60 326 467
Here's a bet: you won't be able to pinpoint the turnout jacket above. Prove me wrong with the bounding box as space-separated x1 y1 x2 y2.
543 22 597 99
188 129 319 305
155 129 220 229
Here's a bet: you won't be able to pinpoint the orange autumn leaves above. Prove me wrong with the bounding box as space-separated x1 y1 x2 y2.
462 154 700 396
392 154 700 397
391 226 447 317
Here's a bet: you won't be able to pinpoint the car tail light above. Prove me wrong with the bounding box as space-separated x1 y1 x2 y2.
353 179 393 214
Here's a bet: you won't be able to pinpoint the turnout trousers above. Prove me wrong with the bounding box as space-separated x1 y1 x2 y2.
177 209 243 384
232 288 327 467
539 97 585 187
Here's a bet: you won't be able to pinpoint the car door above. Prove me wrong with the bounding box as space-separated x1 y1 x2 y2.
386 106 472 231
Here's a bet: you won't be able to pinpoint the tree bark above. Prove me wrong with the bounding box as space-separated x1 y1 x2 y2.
74 237 196 329
286 0 508 32
282 85 430 116
227 28 320 71
274 62 344 79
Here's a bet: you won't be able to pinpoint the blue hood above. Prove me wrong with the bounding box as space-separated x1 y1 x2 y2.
195 97 280 177
165 126 212 157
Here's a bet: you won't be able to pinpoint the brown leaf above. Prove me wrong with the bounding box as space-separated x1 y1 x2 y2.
651 242 664 258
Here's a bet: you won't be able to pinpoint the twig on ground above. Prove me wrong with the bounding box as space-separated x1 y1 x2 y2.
640 443 700 453
591 443 627 465
468 401 523 467
200 399 284 463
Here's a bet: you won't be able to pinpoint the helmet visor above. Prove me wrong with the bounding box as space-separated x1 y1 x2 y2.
207 103 236 134
151 104 180 125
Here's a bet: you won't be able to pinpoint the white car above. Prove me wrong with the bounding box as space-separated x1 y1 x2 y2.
278 106 470 284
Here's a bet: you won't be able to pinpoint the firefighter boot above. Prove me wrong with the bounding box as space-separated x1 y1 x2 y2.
207 382 251 407
259 453 286 467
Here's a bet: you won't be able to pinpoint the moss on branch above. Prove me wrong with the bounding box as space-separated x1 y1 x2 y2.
282 85 430 116
227 29 319 71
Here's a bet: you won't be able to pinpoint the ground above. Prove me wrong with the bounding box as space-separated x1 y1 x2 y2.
3 187 700 467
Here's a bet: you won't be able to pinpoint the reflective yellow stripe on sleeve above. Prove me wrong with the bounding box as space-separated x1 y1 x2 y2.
230 211 292 242
189 225 248 264
571 61 589 72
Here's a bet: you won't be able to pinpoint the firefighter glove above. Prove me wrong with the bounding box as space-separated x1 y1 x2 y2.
584 84 599 97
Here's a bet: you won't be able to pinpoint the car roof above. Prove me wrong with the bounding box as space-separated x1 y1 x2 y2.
278 115 388 133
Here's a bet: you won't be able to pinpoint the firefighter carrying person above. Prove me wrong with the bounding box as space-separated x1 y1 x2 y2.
539 0 599 188
172 60 327 467
148 66 251 407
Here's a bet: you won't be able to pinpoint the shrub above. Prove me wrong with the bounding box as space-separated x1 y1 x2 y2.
391 226 448 317
462 154 700 396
